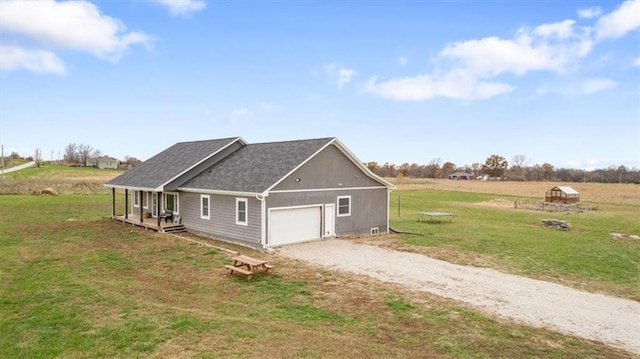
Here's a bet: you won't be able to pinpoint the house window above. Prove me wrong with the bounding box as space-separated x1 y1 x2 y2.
236 198 248 226
143 192 148 209
337 195 351 217
133 190 139 207
200 195 210 220
165 193 179 214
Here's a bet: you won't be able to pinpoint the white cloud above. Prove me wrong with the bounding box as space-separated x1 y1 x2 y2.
578 78 617 94
0 45 66 75
0 0 152 62
578 7 602 19
323 63 356 88
634 57 640 67
595 0 640 40
150 0 206 17
363 15 604 102
536 77 617 96
534 19 577 39
337 68 356 88
440 20 593 77
363 70 514 101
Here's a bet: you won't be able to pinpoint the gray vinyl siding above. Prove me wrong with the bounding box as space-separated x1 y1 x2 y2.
272 144 383 191
180 192 262 247
266 188 388 236
164 141 244 191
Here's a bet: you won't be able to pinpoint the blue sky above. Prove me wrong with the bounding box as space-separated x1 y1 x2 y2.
1 0 638 170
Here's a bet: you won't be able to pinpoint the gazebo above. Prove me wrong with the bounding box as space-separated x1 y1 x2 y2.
545 186 580 204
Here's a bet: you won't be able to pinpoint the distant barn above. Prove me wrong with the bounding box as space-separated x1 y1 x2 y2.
545 186 580 204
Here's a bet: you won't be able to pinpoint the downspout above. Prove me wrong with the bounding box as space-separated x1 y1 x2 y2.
256 192 268 249
387 186 394 233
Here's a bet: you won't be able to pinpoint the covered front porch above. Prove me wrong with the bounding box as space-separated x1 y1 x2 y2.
112 213 186 233
108 187 185 234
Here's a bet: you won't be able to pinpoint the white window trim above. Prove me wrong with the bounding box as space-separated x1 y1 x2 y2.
143 192 148 209
133 190 139 207
236 198 248 226
164 192 179 214
337 195 351 217
200 194 210 220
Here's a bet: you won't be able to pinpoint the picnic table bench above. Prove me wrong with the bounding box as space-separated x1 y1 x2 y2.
417 211 455 223
225 254 274 279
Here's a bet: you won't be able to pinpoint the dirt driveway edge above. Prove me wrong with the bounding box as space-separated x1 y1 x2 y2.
278 239 640 354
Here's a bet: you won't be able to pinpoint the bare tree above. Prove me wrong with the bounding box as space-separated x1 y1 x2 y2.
380 162 396 177
366 161 379 173
123 155 142 169
481 155 508 180
617 165 627 183
34 148 42 168
511 154 529 171
78 144 94 166
63 143 78 164
471 162 481 177
541 163 554 180
510 154 529 181
426 158 441 178
439 161 456 178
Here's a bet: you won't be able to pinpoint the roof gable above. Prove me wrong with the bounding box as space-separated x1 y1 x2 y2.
106 137 243 190
181 138 334 193
555 186 579 195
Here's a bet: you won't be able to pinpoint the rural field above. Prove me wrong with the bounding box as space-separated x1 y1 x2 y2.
1 168 638 358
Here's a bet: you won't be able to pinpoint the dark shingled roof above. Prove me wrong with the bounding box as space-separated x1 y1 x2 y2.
106 137 240 190
181 137 334 193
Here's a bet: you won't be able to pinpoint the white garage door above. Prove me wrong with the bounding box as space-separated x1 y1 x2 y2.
269 206 322 247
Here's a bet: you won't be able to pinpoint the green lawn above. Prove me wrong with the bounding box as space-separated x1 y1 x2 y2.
0 165 122 195
1 194 635 358
390 190 640 300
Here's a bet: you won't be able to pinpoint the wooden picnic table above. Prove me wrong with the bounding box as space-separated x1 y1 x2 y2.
225 254 274 279
417 211 455 223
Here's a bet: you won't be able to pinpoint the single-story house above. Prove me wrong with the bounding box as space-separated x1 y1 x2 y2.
88 156 119 169
544 185 580 204
448 172 473 180
105 137 395 249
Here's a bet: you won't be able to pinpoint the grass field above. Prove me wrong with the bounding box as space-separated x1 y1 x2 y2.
0 164 121 195
1 169 638 357
376 179 640 301
1 194 636 358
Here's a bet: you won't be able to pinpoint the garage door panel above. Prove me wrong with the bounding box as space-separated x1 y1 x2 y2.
270 206 321 246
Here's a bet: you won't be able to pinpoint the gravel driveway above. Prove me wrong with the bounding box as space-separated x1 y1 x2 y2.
278 239 640 354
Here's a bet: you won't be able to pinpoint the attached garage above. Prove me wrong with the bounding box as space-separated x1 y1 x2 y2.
269 206 322 247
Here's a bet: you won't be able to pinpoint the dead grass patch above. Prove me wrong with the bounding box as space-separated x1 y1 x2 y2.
390 178 640 205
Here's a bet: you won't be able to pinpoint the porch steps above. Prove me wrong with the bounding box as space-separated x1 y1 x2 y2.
162 225 187 234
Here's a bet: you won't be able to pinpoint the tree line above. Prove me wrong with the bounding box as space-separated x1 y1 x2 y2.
9 143 141 169
366 154 640 184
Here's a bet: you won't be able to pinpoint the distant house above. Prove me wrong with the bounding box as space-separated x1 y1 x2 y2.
104 137 395 249
545 186 580 204
448 172 473 180
88 156 119 169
